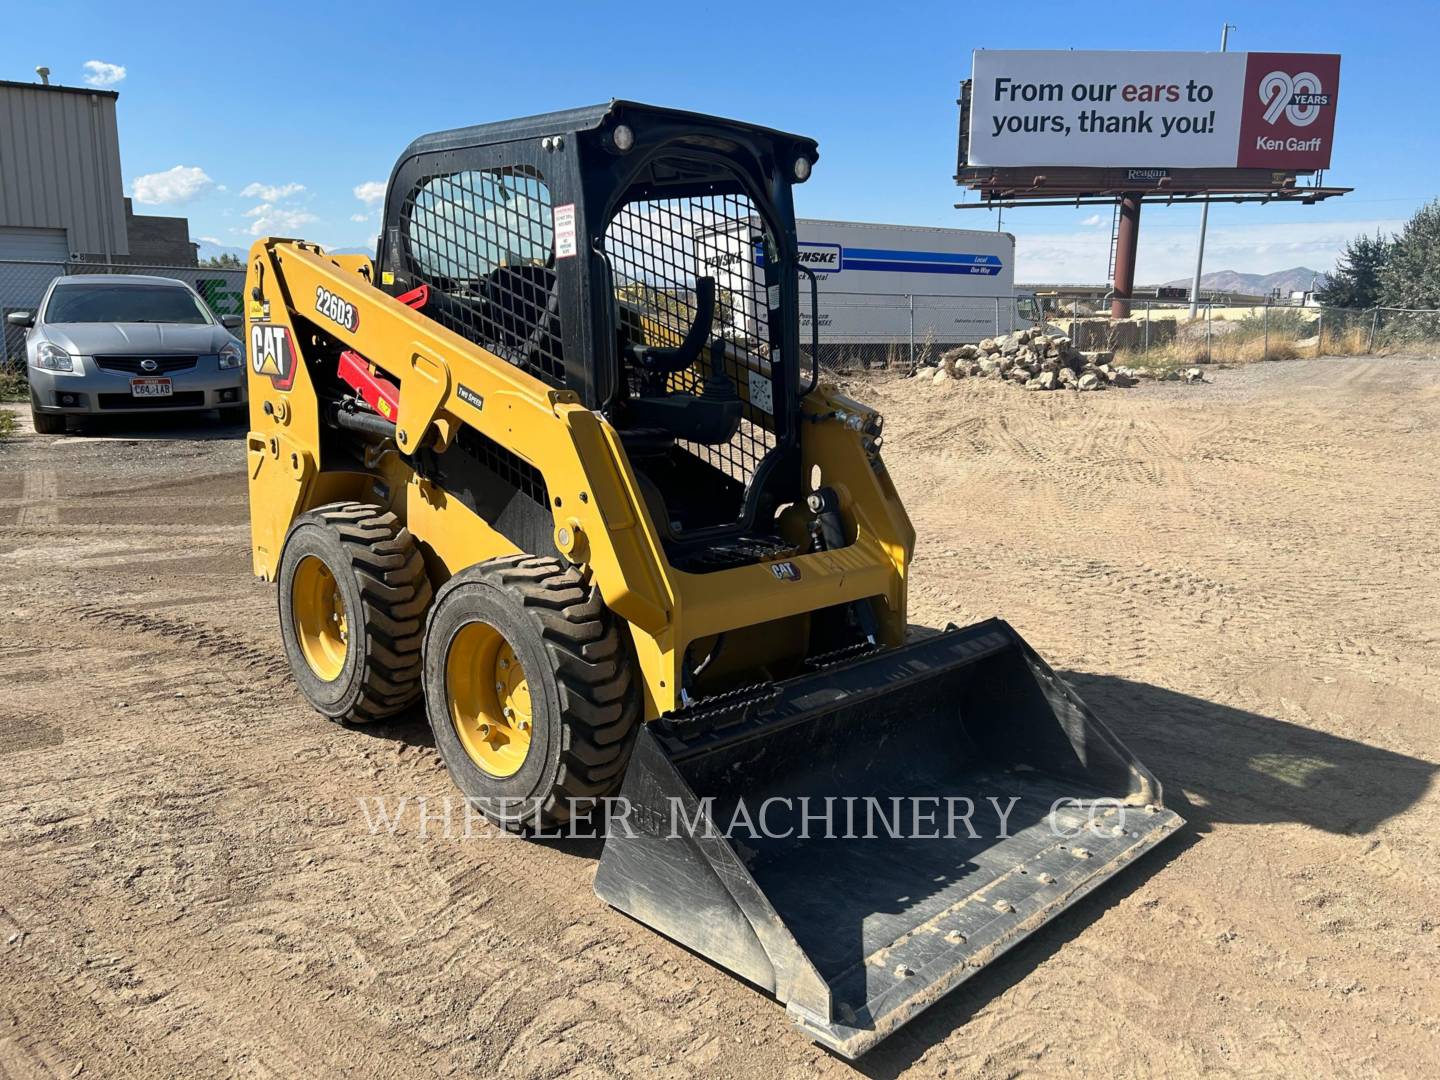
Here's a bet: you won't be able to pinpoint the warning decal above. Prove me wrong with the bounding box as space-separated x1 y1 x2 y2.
555 204 577 259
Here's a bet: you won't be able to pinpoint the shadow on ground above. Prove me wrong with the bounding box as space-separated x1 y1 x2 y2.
850 672 1437 1077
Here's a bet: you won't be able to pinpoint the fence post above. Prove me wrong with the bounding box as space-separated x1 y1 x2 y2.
1368 307 1379 353
1144 301 1151 354
993 296 1000 336
1317 308 1324 357
1263 302 1269 360
907 294 915 369
1205 302 1212 364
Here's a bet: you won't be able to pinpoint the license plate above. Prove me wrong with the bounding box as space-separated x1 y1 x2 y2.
130 377 173 398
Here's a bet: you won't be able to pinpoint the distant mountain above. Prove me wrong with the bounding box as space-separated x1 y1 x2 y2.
195 240 247 264
1161 266 1328 296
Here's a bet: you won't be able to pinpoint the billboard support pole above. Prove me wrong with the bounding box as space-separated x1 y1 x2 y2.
1188 23 1237 319
1187 198 1211 320
1110 193 1142 319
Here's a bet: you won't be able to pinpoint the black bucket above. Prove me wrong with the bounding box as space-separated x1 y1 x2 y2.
593 618 1183 1058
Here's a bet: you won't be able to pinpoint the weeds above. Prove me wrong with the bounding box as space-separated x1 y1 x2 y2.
0 369 27 402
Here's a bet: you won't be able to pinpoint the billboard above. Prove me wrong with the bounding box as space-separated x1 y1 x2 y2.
966 50 1340 171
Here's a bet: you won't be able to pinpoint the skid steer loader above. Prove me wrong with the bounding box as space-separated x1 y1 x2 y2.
244 101 1182 1058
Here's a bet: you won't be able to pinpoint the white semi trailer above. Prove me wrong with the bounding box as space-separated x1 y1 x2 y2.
698 217 1037 349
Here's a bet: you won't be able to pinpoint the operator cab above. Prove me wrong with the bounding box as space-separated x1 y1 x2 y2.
376 102 819 571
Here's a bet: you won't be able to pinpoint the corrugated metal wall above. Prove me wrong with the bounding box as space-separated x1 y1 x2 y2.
0 83 128 258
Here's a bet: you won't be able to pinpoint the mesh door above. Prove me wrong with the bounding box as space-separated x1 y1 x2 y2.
400 166 565 385
604 190 778 494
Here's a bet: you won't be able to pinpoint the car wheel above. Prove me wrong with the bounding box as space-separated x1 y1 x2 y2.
30 393 67 435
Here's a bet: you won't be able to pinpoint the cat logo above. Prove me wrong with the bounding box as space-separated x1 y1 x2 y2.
250 323 297 391
770 561 801 582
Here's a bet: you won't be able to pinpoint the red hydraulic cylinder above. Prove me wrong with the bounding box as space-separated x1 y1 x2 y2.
337 350 400 422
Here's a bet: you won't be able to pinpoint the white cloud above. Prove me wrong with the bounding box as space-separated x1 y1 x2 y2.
198 236 222 244
349 212 371 223
353 181 386 207
1081 214 1102 227
82 60 126 86
241 181 306 201
244 203 318 236
131 165 213 205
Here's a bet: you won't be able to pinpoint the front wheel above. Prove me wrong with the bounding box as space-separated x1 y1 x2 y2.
30 393 66 435
423 555 639 833
277 502 432 724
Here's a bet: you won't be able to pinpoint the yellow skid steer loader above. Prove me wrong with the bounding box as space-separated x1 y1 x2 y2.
244 101 1182 1058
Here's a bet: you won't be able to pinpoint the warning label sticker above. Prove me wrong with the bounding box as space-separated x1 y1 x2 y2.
747 368 774 415
554 204 577 258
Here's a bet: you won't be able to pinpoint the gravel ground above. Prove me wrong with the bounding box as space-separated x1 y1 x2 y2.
1 356 1437 1078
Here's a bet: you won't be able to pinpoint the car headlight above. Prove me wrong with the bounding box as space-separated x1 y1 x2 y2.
218 342 243 369
34 341 80 374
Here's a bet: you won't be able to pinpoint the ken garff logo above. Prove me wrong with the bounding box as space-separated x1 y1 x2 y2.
1259 70 1330 127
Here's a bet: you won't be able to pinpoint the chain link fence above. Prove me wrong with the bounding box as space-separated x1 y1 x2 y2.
1033 296 1440 370
5 261 1435 378
2 258 246 370
804 292 1042 373
801 291 1438 376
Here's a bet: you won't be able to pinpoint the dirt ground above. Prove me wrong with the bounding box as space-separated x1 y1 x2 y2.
1 356 1437 1079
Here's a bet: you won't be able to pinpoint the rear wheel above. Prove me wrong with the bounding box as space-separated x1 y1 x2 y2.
30 393 66 435
278 502 431 724
424 555 639 832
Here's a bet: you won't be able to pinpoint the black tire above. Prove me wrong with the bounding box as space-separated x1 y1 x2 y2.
278 501 432 724
424 555 639 833
30 394 66 435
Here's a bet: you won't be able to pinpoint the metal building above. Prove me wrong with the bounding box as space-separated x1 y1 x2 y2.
0 78 128 261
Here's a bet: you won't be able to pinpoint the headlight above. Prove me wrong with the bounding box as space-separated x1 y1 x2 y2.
793 156 812 182
218 341 244 369
34 342 79 374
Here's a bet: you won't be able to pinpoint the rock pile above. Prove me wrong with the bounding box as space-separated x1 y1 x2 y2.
921 329 1142 392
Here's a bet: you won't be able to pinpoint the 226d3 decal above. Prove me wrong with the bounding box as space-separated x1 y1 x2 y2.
315 285 360 332
251 323 298 390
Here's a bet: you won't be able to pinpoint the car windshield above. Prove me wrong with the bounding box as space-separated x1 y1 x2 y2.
45 283 212 325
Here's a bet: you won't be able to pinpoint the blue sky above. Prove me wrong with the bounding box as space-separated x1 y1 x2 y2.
3 0 1431 283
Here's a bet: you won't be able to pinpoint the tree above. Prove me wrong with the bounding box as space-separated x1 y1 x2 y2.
200 253 242 268
1379 198 1440 310
1317 230 1390 309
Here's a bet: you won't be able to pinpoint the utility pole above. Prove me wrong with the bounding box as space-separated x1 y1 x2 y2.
1188 22 1236 320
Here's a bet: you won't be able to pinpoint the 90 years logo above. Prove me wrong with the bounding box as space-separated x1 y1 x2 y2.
1258 70 1330 127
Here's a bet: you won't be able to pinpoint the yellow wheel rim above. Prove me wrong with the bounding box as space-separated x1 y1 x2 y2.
293 555 349 681
447 622 533 778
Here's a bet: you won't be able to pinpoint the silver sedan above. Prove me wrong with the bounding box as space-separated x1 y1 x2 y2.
7 274 247 435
